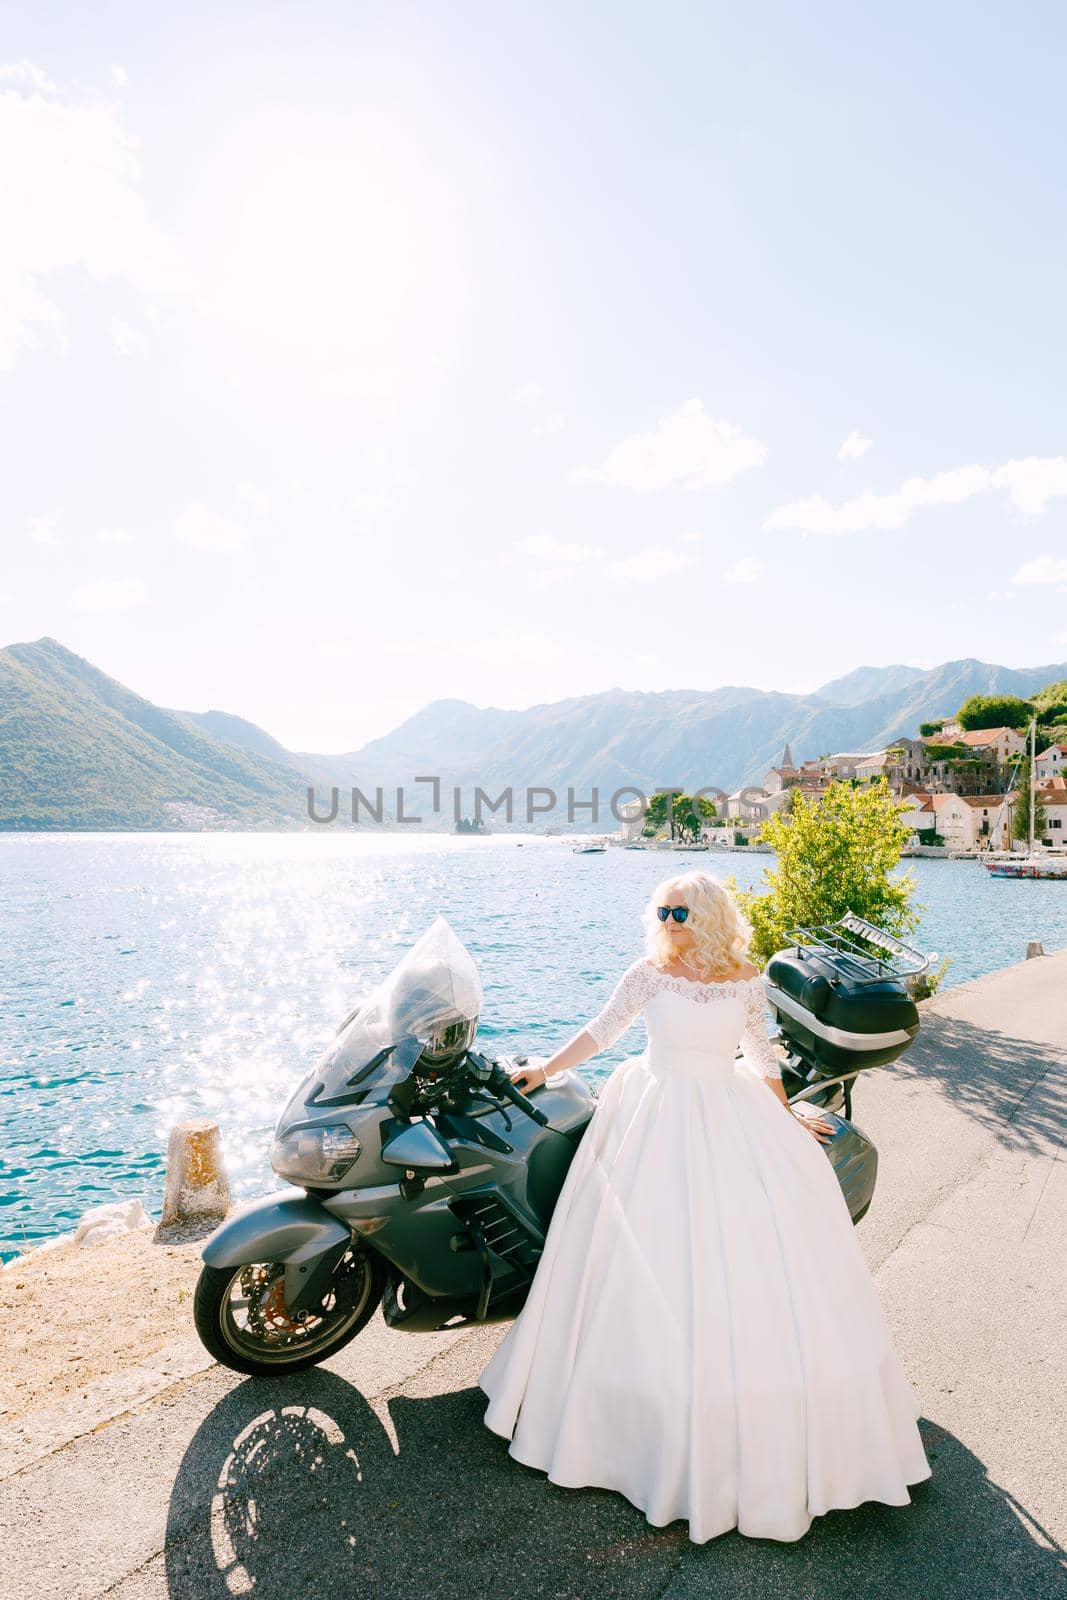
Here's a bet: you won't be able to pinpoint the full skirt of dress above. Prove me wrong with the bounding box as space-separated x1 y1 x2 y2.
478 1049 932 1544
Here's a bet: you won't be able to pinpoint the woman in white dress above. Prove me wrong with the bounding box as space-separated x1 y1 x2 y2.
479 871 931 1544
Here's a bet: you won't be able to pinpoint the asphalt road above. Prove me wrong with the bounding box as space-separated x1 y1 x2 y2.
3 949 1066 1600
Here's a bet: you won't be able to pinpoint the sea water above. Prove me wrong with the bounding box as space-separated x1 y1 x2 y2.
2 832 1065 1259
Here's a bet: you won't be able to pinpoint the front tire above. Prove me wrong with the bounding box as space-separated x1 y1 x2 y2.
193 1244 387 1376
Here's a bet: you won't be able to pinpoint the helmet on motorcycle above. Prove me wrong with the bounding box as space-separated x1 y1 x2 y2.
418 1009 479 1068
379 913 483 1071
385 975 479 1070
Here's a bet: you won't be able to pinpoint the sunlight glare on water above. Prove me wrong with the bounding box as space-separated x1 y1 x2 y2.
2 832 1065 1258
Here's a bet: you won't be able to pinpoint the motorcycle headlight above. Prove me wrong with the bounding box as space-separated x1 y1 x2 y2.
270 1123 363 1183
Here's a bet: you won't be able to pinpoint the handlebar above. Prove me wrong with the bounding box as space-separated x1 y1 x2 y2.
489 1065 550 1127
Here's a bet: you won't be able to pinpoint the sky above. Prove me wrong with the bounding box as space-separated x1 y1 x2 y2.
2 1 1067 753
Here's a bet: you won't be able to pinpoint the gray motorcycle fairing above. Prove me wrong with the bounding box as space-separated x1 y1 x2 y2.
202 1188 352 1306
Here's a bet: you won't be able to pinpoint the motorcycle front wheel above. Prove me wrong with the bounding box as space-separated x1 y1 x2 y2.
193 1244 387 1376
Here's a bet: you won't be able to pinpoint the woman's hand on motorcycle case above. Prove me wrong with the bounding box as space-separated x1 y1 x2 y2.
791 1106 836 1144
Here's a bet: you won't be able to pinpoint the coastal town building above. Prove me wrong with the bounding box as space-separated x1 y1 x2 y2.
762 764 802 794
762 742 803 793
929 715 962 739
929 793 1015 851
753 789 799 820
618 798 646 841
1038 776 1067 839
614 725 1064 847
953 726 1027 762
854 750 899 782
897 794 937 839
891 737 934 787
1037 743 1067 781
799 751 886 782
899 730 1012 797
725 788 772 822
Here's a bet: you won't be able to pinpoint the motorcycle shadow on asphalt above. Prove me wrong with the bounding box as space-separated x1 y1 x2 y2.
162 1370 1067 1600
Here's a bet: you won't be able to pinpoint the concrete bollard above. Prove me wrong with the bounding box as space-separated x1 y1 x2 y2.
161 1118 231 1226
1026 940 1046 960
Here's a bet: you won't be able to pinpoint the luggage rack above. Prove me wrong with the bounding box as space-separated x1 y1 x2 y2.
782 912 935 985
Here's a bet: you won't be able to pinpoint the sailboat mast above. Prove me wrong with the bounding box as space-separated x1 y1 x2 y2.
1029 716 1036 851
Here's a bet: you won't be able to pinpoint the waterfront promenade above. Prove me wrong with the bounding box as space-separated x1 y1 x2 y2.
2 950 1065 1599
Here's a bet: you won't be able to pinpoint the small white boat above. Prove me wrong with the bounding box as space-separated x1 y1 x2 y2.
572 842 607 854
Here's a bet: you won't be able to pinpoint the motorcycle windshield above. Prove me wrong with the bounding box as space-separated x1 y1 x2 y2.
283 914 484 1117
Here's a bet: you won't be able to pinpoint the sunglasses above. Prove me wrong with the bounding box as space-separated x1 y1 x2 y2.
656 905 690 923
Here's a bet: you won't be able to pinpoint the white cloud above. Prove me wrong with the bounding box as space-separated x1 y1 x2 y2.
174 503 249 553
70 577 149 613
992 456 1067 515
986 589 1016 600
98 527 133 544
109 317 147 356
608 546 694 582
1012 556 1067 585
26 513 59 544
571 399 767 492
1057 632 1067 645
110 64 129 88
533 414 566 436
837 430 873 461
679 530 704 544
722 557 763 584
0 61 56 93
235 482 272 515
765 456 1067 536
0 65 178 373
514 534 601 564
513 382 542 406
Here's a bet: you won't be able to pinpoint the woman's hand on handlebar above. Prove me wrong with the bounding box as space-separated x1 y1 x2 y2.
510 1062 548 1093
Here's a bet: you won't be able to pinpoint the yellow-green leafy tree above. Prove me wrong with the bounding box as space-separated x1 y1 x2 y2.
732 780 919 966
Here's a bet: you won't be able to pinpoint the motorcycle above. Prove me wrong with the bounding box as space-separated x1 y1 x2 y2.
194 911 930 1376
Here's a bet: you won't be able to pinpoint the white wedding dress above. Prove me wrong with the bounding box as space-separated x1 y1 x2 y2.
479 958 932 1544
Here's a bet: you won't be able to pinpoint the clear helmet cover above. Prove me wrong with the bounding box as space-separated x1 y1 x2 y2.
279 914 484 1125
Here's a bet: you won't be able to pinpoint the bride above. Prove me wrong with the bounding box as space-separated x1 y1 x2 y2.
479 871 931 1544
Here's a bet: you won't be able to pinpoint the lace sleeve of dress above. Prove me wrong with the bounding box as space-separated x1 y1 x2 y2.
739 975 783 1080
583 960 654 1051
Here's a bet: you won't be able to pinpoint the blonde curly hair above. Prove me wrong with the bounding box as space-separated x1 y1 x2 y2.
642 871 753 979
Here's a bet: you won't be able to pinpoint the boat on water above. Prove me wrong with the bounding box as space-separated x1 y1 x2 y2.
572 841 608 853
981 716 1066 880
984 857 1067 879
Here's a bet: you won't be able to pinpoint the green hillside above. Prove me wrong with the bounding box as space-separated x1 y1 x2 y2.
0 639 315 830
4 639 1067 832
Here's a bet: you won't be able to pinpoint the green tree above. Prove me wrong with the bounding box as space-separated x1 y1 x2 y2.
918 720 943 737
642 792 673 837
730 780 918 966
1032 680 1067 727
674 793 716 840
1011 753 1047 843
642 791 716 840
957 693 1033 732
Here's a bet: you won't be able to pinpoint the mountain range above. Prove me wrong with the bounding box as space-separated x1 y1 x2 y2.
2 637 1065 831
